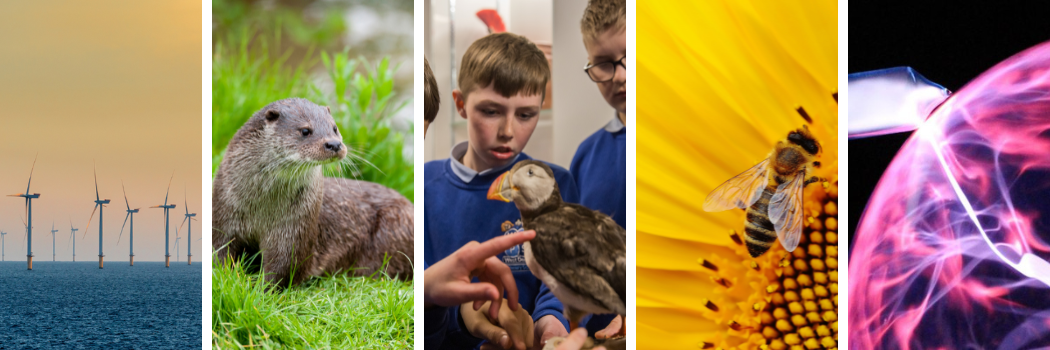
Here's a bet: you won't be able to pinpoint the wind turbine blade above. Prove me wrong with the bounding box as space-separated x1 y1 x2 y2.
164 171 174 206
26 153 37 194
185 187 189 215
117 212 130 245
178 216 188 234
84 204 99 240
94 163 100 202
122 181 130 211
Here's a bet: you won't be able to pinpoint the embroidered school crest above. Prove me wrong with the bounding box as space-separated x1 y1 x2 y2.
500 219 527 269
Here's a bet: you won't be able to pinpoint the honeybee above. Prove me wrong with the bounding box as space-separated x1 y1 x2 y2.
703 125 825 257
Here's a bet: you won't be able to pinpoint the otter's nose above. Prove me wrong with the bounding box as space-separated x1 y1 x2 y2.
325 141 342 152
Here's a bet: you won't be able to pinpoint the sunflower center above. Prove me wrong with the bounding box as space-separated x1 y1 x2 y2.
696 181 839 350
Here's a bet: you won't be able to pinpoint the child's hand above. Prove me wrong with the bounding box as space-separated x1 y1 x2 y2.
546 327 613 348
465 299 535 350
532 315 569 350
594 315 624 339
424 230 536 320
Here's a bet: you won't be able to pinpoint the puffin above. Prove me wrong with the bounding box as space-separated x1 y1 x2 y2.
487 160 627 335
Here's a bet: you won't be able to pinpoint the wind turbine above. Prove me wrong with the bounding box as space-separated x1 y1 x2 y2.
117 181 140 266
178 187 197 265
85 164 110 269
69 220 78 262
8 156 40 270
151 172 175 268
50 222 58 262
174 236 182 263
1 231 7 261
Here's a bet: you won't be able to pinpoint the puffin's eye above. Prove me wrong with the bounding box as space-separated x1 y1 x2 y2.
527 169 534 176
301 128 312 137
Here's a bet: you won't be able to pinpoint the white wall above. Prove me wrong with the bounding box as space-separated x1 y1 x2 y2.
424 0 609 169
552 0 611 167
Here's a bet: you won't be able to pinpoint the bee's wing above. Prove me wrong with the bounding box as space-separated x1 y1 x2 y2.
769 171 805 252
703 158 770 212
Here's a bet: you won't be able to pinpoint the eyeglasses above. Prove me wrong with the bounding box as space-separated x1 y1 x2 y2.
583 56 626 83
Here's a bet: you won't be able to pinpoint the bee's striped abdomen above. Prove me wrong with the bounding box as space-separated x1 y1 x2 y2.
743 188 778 257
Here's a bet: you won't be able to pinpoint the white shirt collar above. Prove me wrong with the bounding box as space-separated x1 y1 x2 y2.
604 113 625 133
448 141 520 183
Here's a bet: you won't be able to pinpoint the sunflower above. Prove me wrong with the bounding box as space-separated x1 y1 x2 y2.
637 1 838 349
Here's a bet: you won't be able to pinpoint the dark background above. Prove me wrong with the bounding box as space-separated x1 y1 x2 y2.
848 3 1050 251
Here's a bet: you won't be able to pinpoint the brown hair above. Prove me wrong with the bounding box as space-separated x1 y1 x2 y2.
457 32 549 100
581 0 626 44
424 57 439 123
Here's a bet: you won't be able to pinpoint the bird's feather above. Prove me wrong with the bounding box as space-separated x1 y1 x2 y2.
526 202 626 315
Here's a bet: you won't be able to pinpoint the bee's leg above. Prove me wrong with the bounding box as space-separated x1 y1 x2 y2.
804 176 826 186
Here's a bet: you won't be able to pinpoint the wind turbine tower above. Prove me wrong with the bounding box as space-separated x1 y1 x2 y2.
8 157 40 270
85 165 110 269
1 231 7 261
69 221 78 262
179 188 197 265
118 181 140 266
151 173 175 268
50 223 58 262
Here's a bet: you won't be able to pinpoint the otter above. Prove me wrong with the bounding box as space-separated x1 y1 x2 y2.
213 98 413 286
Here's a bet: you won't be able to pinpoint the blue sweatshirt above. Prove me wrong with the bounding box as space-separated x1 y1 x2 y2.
570 116 626 227
424 142 579 350
569 116 626 335
423 262 451 350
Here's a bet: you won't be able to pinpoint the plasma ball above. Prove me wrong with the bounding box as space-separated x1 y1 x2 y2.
850 41 1050 349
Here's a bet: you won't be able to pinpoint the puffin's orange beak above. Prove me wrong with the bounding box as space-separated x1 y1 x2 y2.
487 170 513 202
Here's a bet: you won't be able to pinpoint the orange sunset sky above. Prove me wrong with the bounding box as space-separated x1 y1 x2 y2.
0 1 203 262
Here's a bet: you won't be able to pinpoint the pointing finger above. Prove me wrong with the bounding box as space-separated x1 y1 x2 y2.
464 230 536 263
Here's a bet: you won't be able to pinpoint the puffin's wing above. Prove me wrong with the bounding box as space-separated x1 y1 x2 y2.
530 204 626 315
597 212 627 306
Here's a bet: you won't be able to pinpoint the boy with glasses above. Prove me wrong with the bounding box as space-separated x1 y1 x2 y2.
570 0 627 339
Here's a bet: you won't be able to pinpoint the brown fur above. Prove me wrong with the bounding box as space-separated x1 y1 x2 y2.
213 98 413 287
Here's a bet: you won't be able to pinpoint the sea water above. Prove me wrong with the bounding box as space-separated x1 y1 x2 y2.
0 261 201 349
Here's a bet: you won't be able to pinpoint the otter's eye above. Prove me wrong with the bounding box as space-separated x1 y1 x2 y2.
333 126 338 134
300 128 312 137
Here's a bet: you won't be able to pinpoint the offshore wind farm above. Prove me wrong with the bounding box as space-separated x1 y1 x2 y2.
0 158 203 266
0 1 202 348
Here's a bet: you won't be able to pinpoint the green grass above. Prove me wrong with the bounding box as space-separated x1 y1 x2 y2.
212 255 414 349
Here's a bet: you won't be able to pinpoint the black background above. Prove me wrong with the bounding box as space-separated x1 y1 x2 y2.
848 2 1050 250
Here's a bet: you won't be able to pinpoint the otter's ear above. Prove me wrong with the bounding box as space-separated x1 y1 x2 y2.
325 106 331 114
265 109 280 122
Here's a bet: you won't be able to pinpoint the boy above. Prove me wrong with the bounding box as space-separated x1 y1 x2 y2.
423 56 538 350
424 33 578 349
569 0 627 338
